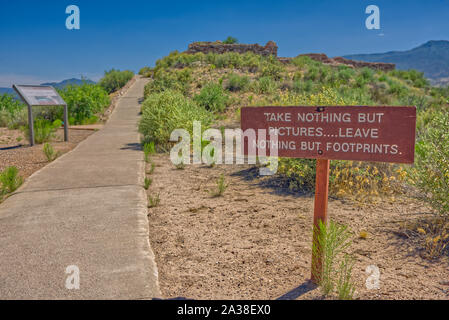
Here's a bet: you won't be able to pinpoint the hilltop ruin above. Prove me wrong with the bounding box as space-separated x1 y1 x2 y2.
185 41 395 71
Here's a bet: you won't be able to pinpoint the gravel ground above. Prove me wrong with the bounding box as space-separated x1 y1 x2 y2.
0 128 94 179
146 153 449 300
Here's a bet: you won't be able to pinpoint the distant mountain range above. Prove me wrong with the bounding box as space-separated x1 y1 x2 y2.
0 78 95 97
343 40 449 86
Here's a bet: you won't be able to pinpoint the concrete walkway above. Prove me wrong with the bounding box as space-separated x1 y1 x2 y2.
0 77 161 299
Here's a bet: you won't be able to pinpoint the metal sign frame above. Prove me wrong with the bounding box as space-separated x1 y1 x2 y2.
13 84 69 146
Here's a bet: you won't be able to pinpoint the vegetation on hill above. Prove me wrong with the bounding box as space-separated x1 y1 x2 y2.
139 50 448 227
0 69 134 131
344 40 449 86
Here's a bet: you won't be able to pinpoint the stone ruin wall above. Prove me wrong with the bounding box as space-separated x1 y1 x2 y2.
184 41 395 72
185 41 278 57
286 53 396 72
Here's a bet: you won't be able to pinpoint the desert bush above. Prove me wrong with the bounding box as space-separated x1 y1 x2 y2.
139 66 153 77
194 83 229 112
291 55 317 69
257 76 278 94
58 83 110 124
260 57 285 80
43 143 60 162
21 119 62 144
144 69 192 97
139 90 212 148
0 166 23 194
98 69 134 93
409 111 449 217
0 94 26 128
223 36 238 44
225 74 250 92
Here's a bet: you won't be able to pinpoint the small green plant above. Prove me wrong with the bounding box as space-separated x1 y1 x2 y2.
336 255 356 300
147 160 156 175
223 36 238 44
148 193 160 208
43 143 60 162
143 142 155 163
409 111 449 218
194 83 229 113
21 119 62 144
211 174 228 197
144 177 152 190
312 220 355 299
0 166 23 194
225 74 250 92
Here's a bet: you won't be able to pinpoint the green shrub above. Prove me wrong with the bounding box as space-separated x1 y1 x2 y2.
223 36 238 44
409 112 449 217
144 69 191 97
139 90 213 148
98 69 134 93
139 66 153 77
21 119 61 144
58 83 110 124
257 76 278 94
225 74 250 92
0 166 23 194
43 143 60 162
194 83 229 112
0 94 26 128
260 58 285 80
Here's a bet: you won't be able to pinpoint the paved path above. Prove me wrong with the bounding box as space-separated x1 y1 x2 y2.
0 77 161 299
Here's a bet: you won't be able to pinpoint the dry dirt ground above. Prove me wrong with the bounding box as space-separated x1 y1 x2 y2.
146 153 449 300
0 128 94 179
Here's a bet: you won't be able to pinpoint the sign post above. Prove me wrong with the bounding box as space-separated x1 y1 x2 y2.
311 158 330 283
13 85 69 146
241 105 416 284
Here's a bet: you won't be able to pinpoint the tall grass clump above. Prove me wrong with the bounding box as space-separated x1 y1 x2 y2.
139 90 212 149
21 119 62 144
0 94 26 128
99 69 134 94
312 220 355 299
409 111 449 218
0 166 23 194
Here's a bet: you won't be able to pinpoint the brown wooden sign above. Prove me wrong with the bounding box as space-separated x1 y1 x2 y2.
241 106 416 163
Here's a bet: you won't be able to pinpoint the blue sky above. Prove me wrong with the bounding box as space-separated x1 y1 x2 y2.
0 0 448 86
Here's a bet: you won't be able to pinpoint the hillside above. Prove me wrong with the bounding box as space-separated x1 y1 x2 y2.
137 47 449 300
343 40 449 86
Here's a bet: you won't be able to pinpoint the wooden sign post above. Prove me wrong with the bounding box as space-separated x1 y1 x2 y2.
241 106 416 284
